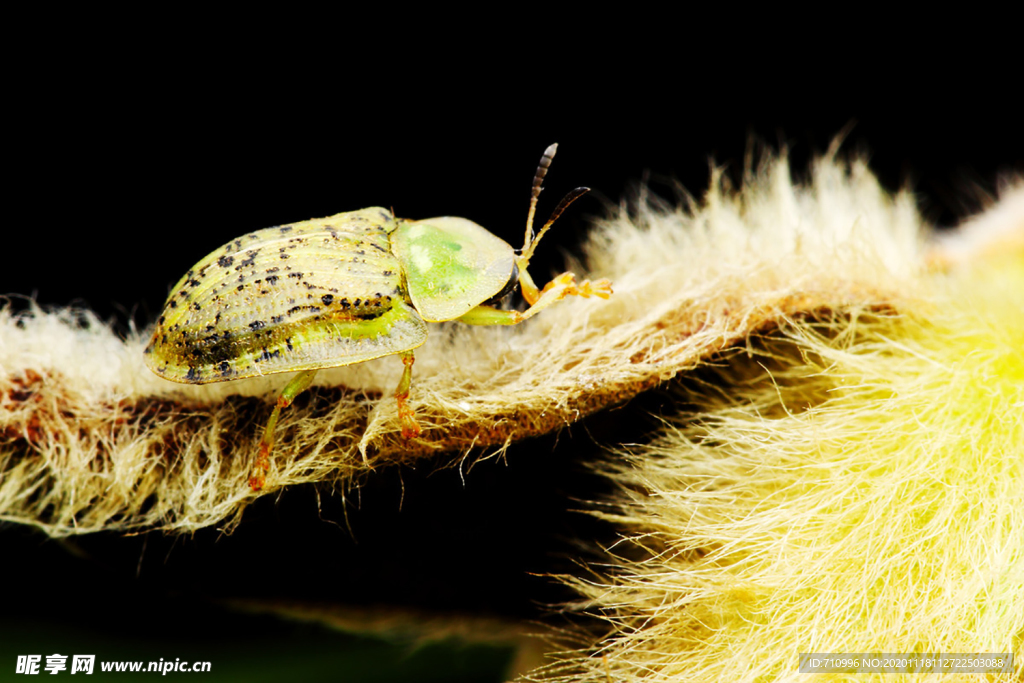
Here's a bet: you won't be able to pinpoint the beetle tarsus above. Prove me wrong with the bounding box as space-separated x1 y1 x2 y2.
396 393 422 438
532 272 606 304
575 278 614 299
249 415 277 491
249 441 271 491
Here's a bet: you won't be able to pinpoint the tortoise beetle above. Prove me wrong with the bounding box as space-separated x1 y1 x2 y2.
144 144 612 490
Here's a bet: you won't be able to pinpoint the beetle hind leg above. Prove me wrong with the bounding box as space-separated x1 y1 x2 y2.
393 351 421 438
250 369 318 491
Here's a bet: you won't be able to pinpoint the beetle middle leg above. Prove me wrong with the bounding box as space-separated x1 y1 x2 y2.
393 351 421 438
250 368 318 491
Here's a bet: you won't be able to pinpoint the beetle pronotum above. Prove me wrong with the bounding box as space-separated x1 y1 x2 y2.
145 144 612 489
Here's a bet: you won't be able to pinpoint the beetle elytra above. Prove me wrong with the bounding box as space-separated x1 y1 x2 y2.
144 144 612 490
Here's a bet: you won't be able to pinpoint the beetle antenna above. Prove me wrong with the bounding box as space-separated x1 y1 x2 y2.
519 186 591 265
524 143 558 252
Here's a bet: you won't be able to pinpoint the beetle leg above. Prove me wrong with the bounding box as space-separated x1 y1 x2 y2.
458 272 613 326
394 351 421 438
250 369 318 491
518 268 542 306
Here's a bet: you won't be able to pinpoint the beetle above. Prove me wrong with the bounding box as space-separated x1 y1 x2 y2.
144 144 612 490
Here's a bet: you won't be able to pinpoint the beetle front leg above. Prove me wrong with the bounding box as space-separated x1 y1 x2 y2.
394 351 421 438
250 368 318 491
458 272 613 326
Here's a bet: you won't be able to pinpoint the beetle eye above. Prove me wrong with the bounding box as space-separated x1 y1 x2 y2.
484 262 520 305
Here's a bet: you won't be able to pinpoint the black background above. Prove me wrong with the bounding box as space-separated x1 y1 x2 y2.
7 46 1022 328
3 21 1022 682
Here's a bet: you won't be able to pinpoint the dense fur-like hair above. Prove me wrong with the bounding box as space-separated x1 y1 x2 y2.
538 180 1023 682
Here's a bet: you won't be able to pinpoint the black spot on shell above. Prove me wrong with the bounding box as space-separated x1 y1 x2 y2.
158 315 165 325
218 361 232 375
218 255 234 268
191 302 201 311
169 300 178 309
240 249 260 268
186 366 201 381
271 315 284 324
237 284 245 292
253 348 281 363
249 320 266 331
321 294 334 306
280 253 290 260
287 305 321 316
288 272 303 279
266 275 279 285
279 226 293 233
